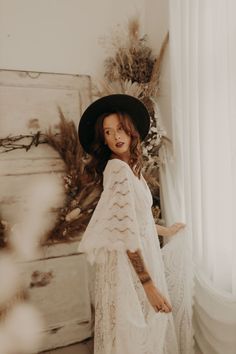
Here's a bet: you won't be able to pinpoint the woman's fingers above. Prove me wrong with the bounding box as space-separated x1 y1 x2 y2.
174 222 185 230
161 304 170 313
163 296 172 311
154 295 172 313
169 222 186 236
144 283 172 314
155 303 170 313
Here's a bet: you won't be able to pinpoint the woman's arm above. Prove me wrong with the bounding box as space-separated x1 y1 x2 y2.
156 222 185 237
126 249 152 284
127 249 172 313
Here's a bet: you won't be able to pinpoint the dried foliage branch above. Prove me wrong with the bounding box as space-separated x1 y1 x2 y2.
0 133 48 153
0 219 8 248
146 32 169 97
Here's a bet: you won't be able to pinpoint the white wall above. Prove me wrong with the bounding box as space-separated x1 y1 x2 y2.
0 0 146 77
0 0 170 132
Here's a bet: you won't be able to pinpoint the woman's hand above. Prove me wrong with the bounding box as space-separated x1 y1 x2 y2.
166 222 186 236
143 281 172 313
156 222 185 237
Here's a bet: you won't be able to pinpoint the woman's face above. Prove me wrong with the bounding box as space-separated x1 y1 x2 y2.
103 113 131 161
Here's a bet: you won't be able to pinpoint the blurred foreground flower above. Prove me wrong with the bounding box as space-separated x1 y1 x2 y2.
0 304 44 354
0 174 64 353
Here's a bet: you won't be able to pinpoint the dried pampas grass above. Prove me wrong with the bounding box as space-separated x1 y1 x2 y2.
104 17 156 84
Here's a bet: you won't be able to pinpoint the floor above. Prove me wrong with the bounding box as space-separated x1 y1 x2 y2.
40 338 94 354
41 337 202 354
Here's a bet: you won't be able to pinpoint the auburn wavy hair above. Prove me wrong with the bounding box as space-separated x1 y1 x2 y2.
83 111 143 184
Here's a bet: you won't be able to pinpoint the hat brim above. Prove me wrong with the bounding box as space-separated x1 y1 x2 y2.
78 94 150 154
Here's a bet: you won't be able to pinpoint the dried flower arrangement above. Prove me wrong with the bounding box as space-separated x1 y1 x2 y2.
0 114 102 246
43 110 102 244
96 17 170 220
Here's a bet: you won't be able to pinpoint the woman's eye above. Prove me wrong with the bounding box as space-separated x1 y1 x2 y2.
118 126 123 131
105 130 110 135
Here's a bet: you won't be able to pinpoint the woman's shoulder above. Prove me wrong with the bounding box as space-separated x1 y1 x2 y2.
103 159 132 185
104 158 131 174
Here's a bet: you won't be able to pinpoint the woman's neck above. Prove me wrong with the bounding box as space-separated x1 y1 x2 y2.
110 152 130 164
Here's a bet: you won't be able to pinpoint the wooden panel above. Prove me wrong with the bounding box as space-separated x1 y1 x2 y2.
0 69 92 136
0 69 91 222
21 244 92 351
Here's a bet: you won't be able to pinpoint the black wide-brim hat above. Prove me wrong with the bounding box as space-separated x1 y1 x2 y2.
78 94 150 154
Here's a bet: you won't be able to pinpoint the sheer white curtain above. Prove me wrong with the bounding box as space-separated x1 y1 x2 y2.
160 0 236 353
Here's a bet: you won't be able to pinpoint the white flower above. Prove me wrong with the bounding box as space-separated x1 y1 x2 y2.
4 303 44 353
151 127 158 133
0 253 21 306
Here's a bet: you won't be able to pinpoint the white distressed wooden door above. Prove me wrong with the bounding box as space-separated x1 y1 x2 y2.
0 70 93 351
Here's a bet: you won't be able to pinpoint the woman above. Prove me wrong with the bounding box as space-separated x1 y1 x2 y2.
78 94 185 354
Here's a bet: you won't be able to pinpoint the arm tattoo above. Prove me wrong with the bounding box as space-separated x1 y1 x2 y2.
127 250 152 284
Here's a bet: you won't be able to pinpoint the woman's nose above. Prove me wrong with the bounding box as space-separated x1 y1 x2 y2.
114 131 120 140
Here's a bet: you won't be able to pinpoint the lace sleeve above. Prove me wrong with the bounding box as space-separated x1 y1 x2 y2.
78 159 141 264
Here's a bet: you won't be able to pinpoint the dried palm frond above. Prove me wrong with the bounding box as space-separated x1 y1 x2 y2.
95 79 145 99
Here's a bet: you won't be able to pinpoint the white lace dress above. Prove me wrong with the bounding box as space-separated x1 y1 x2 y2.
78 158 179 354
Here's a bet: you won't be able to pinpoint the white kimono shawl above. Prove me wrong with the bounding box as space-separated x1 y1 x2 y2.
78 159 142 264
